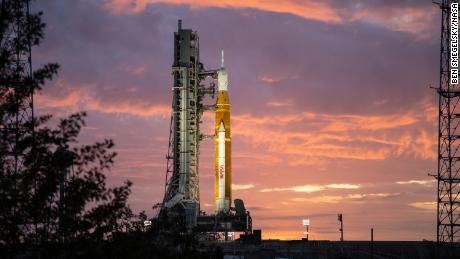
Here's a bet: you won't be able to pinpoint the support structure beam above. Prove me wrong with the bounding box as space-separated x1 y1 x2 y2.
161 20 217 231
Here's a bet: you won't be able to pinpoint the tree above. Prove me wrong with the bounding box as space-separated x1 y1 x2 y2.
2 2 223 258
0 0 139 253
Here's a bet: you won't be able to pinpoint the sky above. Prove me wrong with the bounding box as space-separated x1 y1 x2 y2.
34 0 441 240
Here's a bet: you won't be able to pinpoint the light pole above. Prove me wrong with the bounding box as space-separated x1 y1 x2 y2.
338 213 344 241
371 228 374 259
302 219 310 241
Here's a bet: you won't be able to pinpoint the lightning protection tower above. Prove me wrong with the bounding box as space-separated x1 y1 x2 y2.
436 0 460 247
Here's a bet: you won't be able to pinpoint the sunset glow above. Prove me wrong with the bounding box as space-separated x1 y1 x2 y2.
35 0 440 241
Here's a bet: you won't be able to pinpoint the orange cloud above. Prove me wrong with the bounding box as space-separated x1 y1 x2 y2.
233 112 315 126
260 183 360 193
266 100 293 108
86 98 170 117
321 113 418 132
105 0 342 23
36 90 82 108
231 99 436 165
326 184 360 189
37 87 170 117
261 185 325 193
232 184 255 190
409 201 436 210
295 192 400 204
414 130 437 159
396 179 436 186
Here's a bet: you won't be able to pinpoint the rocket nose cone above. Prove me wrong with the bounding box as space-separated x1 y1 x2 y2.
219 121 225 132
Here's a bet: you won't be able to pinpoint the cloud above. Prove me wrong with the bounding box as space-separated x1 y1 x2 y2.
258 75 282 84
295 195 343 203
86 98 170 117
232 99 436 165
37 85 170 117
325 184 360 189
348 5 438 41
414 130 437 159
321 113 418 131
266 101 293 108
261 185 325 193
104 0 437 39
35 89 83 108
409 201 436 210
232 184 255 190
117 64 147 75
396 179 436 186
294 193 400 203
260 183 360 193
105 0 342 23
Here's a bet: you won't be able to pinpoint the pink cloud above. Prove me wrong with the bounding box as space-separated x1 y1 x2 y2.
105 0 342 23
104 0 437 39
37 85 170 117
349 6 438 40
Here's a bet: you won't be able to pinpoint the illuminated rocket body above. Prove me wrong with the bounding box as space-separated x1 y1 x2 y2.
215 50 231 214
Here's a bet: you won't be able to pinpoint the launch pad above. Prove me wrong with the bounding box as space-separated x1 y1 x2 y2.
158 20 253 237
196 199 252 234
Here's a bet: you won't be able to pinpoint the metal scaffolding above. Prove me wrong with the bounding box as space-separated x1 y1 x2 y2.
436 0 460 245
159 20 253 236
161 20 216 231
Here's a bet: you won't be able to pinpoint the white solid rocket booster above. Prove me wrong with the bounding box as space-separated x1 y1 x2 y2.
217 121 226 212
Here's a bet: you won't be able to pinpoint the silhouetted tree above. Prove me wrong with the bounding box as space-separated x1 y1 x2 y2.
0 0 140 255
2 1 225 258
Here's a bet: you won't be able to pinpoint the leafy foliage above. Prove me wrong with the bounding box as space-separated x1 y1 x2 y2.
0 0 139 251
1 1 224 258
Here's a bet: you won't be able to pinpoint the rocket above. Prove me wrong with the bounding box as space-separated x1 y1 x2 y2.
215 50 231 214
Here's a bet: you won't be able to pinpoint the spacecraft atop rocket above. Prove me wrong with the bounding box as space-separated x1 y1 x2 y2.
215 50 231 214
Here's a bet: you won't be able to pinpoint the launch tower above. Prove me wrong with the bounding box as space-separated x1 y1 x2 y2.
160 21 252 236
161 20 215 230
